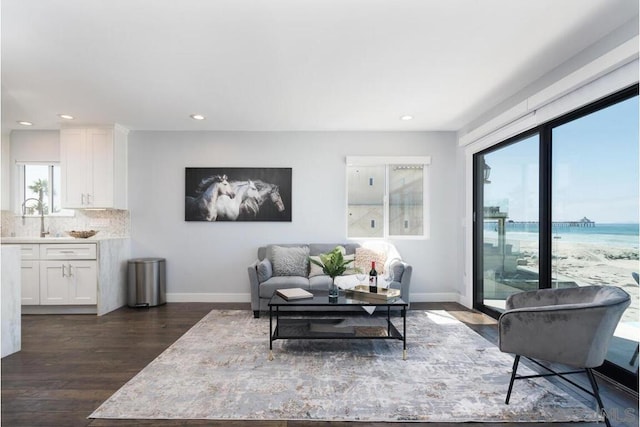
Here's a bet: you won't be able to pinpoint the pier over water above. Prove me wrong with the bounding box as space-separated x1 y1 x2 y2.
504 217 596 229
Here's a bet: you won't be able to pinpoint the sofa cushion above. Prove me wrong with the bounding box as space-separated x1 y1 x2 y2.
309 275 332 290
256 258 273 282
269 245 310 276
342 254 358 274
355 247 387 275
308 255 325 277
309 243 359 256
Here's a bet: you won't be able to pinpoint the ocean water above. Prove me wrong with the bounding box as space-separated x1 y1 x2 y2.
483 222 640 248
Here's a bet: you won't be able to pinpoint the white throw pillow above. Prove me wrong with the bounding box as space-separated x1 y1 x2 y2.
308 255 325 277
355 247 387 275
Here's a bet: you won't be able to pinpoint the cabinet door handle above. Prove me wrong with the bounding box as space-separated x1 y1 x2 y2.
87 194 91 205
68 264 73 277
62 264 66 277
81 194 85 205
60 250 75 254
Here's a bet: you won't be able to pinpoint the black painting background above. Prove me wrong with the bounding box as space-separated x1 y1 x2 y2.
185 167 292 221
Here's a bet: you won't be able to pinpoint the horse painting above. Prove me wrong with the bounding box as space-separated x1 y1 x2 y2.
215 180 260 221
185 175 235 221
185 167 291 222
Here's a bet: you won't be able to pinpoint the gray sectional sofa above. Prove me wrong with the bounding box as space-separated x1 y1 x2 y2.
248 242 412 318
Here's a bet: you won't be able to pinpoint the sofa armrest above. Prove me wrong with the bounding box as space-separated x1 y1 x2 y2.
388 261 412 305
247 260 261 313
399 262 412 304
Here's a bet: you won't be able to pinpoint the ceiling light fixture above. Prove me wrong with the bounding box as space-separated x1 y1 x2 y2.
17 121 33 126
400 115 414 121
190 114 205 121
58 114 74 120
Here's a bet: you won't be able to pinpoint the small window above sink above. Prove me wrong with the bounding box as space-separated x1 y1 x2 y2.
17 163 74 217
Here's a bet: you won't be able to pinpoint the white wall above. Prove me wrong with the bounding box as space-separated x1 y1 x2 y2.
1 131 11 210
128 131 459 302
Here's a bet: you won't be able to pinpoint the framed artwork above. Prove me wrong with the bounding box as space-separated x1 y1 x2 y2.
185 167 292 222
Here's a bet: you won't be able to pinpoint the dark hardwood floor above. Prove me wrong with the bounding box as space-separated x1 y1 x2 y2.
2 302 638 427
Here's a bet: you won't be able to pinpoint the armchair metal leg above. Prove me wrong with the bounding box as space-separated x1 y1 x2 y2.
505 356 611 427
586 368 610 427
505 355 520 404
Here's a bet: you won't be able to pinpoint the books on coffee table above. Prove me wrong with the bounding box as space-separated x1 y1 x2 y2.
276 288 314 301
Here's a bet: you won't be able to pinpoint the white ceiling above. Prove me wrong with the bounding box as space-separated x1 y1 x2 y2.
1 0 637 132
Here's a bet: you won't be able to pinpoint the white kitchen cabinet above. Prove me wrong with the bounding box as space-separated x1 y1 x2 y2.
60 125 128 209
4 242 98 306
1 238 130 316
39 243 97 305
20 261 40 305
16 244 40 305
40 260 97 305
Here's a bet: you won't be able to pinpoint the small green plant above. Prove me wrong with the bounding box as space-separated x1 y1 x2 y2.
309 246 356 280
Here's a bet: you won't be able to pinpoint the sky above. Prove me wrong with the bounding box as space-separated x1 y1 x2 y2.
484 95 639 224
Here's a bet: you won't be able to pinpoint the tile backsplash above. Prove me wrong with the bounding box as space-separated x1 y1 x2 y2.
1 209 130 238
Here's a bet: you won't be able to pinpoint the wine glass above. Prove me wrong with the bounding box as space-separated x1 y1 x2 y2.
356 272 367 287
383 269 394 289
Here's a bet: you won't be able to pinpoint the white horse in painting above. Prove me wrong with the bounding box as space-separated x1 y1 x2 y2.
233 180 286 220
185 175 235 221
215 180 260 221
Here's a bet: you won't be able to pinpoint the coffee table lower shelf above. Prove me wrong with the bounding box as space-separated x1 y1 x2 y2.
268 295 407 360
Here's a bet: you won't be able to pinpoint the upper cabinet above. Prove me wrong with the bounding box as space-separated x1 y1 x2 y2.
60 125 128 209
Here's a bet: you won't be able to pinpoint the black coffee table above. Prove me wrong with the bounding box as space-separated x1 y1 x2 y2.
268 290 408 360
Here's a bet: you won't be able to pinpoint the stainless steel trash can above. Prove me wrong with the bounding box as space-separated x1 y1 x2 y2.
127 258 166 308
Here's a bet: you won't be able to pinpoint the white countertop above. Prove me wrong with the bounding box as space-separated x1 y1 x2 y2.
1 236 129 244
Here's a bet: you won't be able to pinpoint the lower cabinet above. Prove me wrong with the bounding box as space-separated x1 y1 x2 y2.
40 260 97 305
3 238 129 315
21 260 40 305
10 243 98 306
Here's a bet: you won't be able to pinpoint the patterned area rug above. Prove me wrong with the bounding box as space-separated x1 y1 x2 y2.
90 309 601 422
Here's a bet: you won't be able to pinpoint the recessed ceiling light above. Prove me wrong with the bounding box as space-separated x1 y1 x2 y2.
58 114 74 120
17 121 33 126
190 114 205 120
400 115 414 121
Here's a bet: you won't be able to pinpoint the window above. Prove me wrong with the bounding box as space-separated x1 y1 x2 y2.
17 163 72 216
346 156 430 239
473 85 639 391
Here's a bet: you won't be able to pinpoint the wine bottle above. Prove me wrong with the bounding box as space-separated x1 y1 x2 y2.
369 261 378 293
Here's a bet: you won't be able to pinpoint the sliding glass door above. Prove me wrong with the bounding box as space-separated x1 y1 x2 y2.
474 85 639 389
475 134 539 315
551 94 639 384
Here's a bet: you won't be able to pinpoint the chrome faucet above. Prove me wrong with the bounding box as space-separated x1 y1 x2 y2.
21 197 49 238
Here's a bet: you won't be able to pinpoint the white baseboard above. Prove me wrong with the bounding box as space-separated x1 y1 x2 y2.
410 292 461 303
22 305 98 315
167 293 251 303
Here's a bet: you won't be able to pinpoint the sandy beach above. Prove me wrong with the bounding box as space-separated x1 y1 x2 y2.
518 240 639 323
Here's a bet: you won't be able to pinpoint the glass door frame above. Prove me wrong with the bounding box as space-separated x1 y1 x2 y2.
473 84 639 391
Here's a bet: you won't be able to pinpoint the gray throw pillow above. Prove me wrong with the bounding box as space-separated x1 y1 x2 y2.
256 258 273 282
271 245 309 276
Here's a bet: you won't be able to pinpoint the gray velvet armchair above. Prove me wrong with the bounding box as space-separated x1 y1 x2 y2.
498 285 630 427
